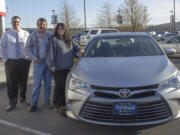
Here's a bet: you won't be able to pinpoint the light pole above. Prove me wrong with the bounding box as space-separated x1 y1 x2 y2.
52 9 55 28
170 10 173 32
51 9 57 28
173 0 176 32
52 9 55 16
84 0 86 29
117 9 123 27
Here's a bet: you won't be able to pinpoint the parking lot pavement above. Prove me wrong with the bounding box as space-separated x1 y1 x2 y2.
0 58 180 135
0 84 180 135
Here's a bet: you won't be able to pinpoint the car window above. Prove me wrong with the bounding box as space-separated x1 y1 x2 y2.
101 30 118 34
167 36 180 43
81 31 89 36
84 36 163 57
110 30 118 33
72 32 82 38
90 30 98 35
77 33 82 37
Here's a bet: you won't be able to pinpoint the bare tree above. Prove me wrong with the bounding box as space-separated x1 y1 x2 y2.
119 0 150 32
96 2 116 28
59 0 81 31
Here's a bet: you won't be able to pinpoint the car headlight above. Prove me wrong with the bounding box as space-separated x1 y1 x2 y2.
158 72 180 91
69 77 91 91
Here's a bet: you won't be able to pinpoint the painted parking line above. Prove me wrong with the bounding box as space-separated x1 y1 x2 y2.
0 119 52 135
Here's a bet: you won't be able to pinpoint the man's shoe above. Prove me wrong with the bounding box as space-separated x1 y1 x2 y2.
59 106 67 117
6 104 16 112
53 107 59 112
43 104 52 109
20 100 30 106
27 105 37 112
53 104 59 112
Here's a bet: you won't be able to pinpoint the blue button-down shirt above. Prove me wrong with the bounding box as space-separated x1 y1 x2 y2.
25 30 52 60
0 29 29 63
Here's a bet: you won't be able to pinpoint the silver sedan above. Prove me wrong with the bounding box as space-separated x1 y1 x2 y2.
65 33 180 126
159 35 180 58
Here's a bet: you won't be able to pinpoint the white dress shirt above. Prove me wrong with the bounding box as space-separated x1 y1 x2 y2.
0 29 29 63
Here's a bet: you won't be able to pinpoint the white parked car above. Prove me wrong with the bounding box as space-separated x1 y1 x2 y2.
80 29 119 46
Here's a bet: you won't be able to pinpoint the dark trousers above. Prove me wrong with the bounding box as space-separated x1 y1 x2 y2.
53 69 70 108
4 59 31 105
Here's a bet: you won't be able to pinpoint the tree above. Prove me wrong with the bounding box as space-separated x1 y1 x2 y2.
59 0 81 31
119 0 150 32
95 2 116 28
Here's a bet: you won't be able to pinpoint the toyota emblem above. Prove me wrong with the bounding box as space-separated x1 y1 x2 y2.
119 89 132 98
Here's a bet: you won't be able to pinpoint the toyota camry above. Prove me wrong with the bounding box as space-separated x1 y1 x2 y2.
65 32 180 126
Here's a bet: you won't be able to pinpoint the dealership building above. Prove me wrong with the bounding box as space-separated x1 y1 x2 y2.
0 0 6 37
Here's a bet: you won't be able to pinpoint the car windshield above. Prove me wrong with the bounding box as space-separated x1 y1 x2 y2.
84 36 164 57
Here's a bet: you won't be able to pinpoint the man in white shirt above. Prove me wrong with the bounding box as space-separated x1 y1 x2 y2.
0 16 31 111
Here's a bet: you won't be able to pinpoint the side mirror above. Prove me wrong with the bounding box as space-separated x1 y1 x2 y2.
164 48 176 55
87 35 91 39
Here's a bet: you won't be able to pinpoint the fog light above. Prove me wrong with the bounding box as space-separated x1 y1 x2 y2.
66 100 72 111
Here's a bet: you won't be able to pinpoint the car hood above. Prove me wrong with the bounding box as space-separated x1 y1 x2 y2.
72 56 177 87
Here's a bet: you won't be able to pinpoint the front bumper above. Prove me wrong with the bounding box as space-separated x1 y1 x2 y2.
66 87 180 126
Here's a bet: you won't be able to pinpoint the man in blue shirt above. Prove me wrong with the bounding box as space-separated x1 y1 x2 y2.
25 18 52 112
0 16 31 111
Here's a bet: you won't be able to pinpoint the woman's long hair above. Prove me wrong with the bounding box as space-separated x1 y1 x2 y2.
54 23 71 48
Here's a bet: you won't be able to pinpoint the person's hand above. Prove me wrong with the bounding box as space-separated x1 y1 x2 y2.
50 66 55 72
79 49 84 54
34 59 41 64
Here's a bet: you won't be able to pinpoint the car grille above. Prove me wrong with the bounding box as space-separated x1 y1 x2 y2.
91 84 158 98
80 101 171 123
94 91 156 98
91 84 158 91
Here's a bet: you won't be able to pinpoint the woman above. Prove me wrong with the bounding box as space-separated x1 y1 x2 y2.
46 23 83 116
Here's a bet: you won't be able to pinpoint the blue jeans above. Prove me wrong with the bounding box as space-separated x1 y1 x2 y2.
31 60 52 106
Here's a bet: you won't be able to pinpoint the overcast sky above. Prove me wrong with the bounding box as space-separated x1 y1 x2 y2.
4 0 180 28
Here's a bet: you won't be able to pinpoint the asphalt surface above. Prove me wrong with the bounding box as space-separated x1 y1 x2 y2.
0 58 180 135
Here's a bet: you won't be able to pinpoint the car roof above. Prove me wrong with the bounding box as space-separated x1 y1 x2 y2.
83 29 118 31
94 32 149 38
